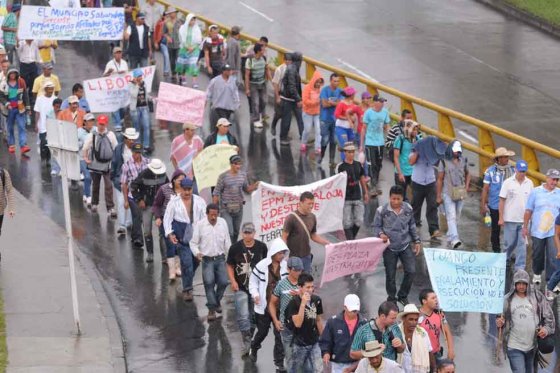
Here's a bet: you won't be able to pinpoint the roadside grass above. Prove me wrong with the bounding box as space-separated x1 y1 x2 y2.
0 292 6 373
506 0 560 26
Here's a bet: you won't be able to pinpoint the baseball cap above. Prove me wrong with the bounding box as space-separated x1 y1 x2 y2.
67 95 79 104
183 122 197 130
84 113 95 121
373 94 387 102
231 25 242 34
361 91 372 100
97 114 109 125
343 86 356 96
216 118 231 127
344 294 361 312
451 141 462 153
209 24 219 31
242 222 255 233
132 69 144 78
516 160 528 172
180 178 194 189
229 154 242 164
113 46 123 53
137 12 146 18
131 143 143 153
43 81 55 89
42 62 53 70
222 64 232 71
287 257 304 271
546 169 560 179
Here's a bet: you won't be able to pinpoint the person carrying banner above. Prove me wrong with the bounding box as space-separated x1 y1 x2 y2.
282 191 330 274
496 269 555 373
226 222 268 356
129 69 152 154
417 289 454 363
355 340 404 373
103 47 129 130
337 142 369 240
213 154 259 243
373 185 421 308
170 122 204 180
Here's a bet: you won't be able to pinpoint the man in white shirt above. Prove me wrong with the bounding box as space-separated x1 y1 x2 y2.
34 81 57 163
103 47 129 76
140 0 163 35
499 160 534 272
190 203 231 321
17 40 41 104
163 177 207 300
355 340 404 373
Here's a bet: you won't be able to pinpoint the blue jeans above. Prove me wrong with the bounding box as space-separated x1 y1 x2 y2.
79 160 92 197
201 255 229 310
115 189 132 229
111 108 126 131
177 243 199 292
335 126 354 161
131 106 150 149
507 348 535 373
289 343 322 373
532 235 557 281
221 207 243 244
302 113 321 151
159 43 170 74
7 108 26 147
503 222 526 270
300 254 313 274
281 329 294 370
158 224 176 258
442 193 464 242
320 120 335 147
547 262 560 291
383 247 416 300
233 290 254 333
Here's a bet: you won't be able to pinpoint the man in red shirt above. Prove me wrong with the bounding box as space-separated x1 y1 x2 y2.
418 289 455 362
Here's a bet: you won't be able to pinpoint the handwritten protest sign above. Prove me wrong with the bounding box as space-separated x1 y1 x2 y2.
321 238 388 287
251 173 346 244
424 248 506 314
155 82 206 125
84 66 155 113
192 144 238 191
18 6 124 41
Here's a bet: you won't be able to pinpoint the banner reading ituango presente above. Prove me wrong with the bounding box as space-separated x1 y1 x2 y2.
251 173 347 244
84 66 155 113
18 6 124 41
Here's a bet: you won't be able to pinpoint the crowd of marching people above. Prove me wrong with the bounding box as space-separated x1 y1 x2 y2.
2 1 560 373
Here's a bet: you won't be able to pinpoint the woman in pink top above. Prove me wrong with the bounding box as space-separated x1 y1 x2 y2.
170 122 203 180
301 70 324 154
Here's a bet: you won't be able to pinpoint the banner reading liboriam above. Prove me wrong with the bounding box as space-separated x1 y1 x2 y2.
424 248 506 314
18 6 125 41
251 173 347 244
84 66 156 113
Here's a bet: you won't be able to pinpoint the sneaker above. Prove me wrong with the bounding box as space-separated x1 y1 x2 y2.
108 208 117 218
275 365 287 373
8 145 15 154
145 253 154 263
82 196 88 204
253 121 263 128
133 239 144 248
207 310 217 321
533 274 542 285
451 239 462 249
216 306 223 314
553 285 560 294
398 297 409 308
20 145 30 153
545 289 555 301
249 347 258 362
50 169 60 176
182 290 193 302
300 143 307 152
117 227 126 236
91 205 98 213
86 197 92 207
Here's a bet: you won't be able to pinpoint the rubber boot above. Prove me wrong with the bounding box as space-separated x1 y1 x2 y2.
145 235 154 254
167 257 176 282
352 225 360 238
344 228 354 241
174 255 182 277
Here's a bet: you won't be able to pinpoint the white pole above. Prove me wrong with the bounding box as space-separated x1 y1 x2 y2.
59 151 82 335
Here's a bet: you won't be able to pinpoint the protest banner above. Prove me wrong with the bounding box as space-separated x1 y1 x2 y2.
18 6 124 41
84 66 155 113
424 248 506 314
192 144 238 191
155 82 206 126
320 238 388 287
251 173 346 244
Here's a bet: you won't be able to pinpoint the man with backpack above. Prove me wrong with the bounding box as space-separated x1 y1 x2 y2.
245 43 270 128
82 114 118 216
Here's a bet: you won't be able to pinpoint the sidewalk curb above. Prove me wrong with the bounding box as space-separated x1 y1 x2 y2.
475 0 560 40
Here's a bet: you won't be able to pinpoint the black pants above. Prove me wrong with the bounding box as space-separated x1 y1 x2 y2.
279 99 304 140
251 310 285 365
39 132 51 161
0 214 3 236
19 62 37 106
271 101 283 131
91 171 114 209
365 145 384 190
210 108 234 131
394 173 412 202
411 181 439 234
490 208 501 253
169 47 179 73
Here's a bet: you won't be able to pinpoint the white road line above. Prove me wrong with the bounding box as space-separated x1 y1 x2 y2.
458 130 478 144
238 1 274 22
337 58 378 82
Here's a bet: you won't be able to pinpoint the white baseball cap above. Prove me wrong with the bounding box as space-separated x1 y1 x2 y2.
344 294 360 312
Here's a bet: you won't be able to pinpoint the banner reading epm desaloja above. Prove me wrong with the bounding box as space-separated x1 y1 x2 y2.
18 6 124 41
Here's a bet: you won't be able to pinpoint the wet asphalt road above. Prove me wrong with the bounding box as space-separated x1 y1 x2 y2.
3 1 560 372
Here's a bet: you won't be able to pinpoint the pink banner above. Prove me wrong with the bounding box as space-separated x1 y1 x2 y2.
320 238 388 287
155 82 206 126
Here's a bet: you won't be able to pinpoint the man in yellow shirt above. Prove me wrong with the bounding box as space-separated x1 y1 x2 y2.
38 40 58 64
32 63 61 99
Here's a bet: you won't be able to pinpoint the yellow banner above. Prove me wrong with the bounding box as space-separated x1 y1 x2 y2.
193 144 238 191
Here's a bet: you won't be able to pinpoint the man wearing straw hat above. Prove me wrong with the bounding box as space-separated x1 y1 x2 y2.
481 147 515 253
397 304 434 373
355 340 403 373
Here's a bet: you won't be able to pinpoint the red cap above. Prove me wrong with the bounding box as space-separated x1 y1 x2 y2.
97 114 109 125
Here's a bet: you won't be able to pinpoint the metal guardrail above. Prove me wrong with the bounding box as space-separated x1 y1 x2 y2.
155 0 559 182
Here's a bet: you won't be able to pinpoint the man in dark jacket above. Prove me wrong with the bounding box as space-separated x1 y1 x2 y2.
320 294 367 373
111 128 139 236
203 118 239 148
124 12 152 69
130 158 169 263
279 52 304 146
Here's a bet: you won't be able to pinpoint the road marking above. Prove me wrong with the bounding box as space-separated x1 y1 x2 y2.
458 130 478 144
238 1 274 22
337 58 378 82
